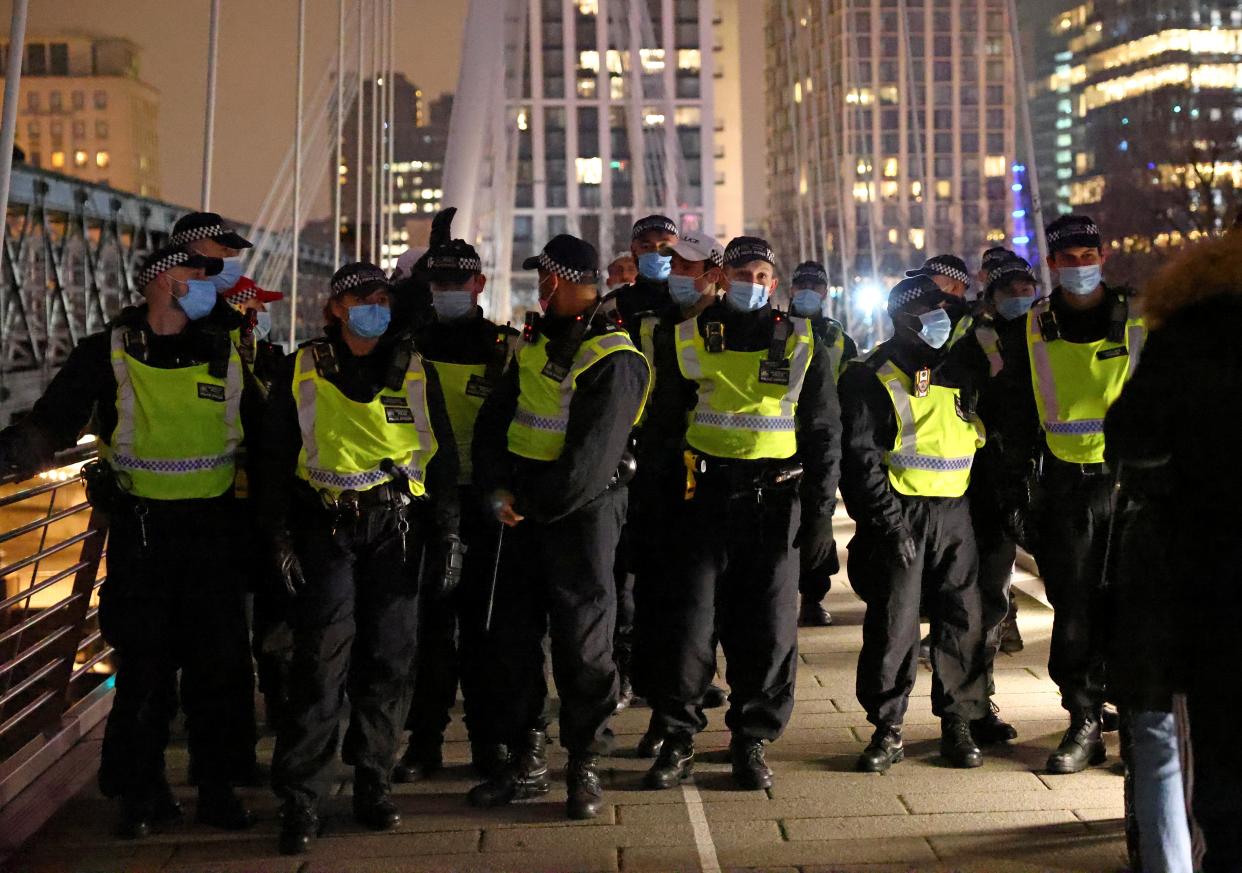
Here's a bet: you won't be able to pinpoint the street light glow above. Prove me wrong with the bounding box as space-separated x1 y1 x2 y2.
854 280 886 315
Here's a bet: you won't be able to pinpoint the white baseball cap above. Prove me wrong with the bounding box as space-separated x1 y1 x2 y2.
660 233 724 268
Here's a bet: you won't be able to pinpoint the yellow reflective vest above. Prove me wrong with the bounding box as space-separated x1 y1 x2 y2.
508 328 650 462
675 315 814 460
1026 297 1146 465
101 326 243 500
293 341 438 496
426 329 518 483
872 357 985 498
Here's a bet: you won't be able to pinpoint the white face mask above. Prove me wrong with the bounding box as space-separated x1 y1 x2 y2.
253 309 272 340
432 288 474 321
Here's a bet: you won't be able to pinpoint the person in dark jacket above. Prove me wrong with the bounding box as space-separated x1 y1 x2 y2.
466 234 650 820
1104 231 1242 873
606 214 679 327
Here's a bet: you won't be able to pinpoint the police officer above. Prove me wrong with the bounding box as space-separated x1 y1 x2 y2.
260 262 461 853
608 214 679 326
394 240 519 783
840 274 989 772
469 234 650 820
945 254 1044 746
787 261 857 627
639 237 841 792
993 215 1146 774
908 254 974 347
0 246 260 837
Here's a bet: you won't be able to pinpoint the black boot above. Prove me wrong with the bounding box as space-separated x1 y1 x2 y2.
940 718 984 769
1101 704 1120 733
150 779 184 827
466 729 550 808
353 773 401 831
196 784 257 830
972 701 1019 744
278 803 319 855
393 735 443 783
857 725 904 773
643 737 694 790
701 684 728 709
566 754 605 820
470 741 509 780
614 673 634 715
799 599 833 627
636 725 665 759
116 795 153 840
1046 714 1105 774
729 738 773 790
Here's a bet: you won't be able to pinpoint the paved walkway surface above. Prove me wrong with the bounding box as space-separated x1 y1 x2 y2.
7 513 1128 873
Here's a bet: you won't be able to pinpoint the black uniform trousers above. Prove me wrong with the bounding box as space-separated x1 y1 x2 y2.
272 499 425 811
405 489 507 747
849 495 987 727
798 557 835 605
646 472 801 743
968 450 1017 698
1030 464 1113 717
487 486 626 756
97 496 255 799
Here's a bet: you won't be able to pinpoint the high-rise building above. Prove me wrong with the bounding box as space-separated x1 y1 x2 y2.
389 94 453 253
1 34 161 197
764 0 1018 330
1034 1 1242 266
444 0 716 318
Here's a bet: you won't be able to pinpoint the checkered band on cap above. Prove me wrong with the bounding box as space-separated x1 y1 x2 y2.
987 261 1037 288
538 250 597 283
632 216 677 239
136 250 193 287
168 224 232 247
924 259 971 286
426 254 482 273
793 264 829 286
724 240 776 267
887 276 941 313
1047 220 1101 247
224 286 259 304
679 235 725 267
331 266 389 296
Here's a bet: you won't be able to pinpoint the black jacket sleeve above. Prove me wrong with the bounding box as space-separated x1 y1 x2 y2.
796 341 842 519
990 321 1042 486
513 349 650 524
841 332 859 367
255 353 301 534
838 362 905 535
635 318 695 475
0 333 110 479
471 359 521 498
420 360 461 537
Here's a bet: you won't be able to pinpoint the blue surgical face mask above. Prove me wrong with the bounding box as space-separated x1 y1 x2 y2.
346 302 391 338
637 251 672 281
209 257 245 292
432 289 474 321
916 308 953 349
667 274 703 308
791 288 824 318
174 278 218 321
725 280 769 313
253 309 272 340
1058 264 1102 296
994 294 1036 321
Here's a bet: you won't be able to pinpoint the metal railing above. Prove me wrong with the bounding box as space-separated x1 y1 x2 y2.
0 444 111 809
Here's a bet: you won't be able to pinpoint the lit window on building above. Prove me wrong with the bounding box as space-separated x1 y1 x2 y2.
678 49 701 71
984 155 1008 177
640 49 665 73
95 151 110 168
73 149 88 167
51 150 65 169
576 157 603 185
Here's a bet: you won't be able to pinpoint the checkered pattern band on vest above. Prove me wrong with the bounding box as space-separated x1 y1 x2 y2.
538 251 597 283
724 241 776 267
1047 221 1101 247
632 216 677 239
924 260 971 286
427 254 482 273
111 451 236 474
889 453 974 472
1044 418 1105 436
168 225 231 247
136 250 193 288
332 268 388 295
987 262 1036 287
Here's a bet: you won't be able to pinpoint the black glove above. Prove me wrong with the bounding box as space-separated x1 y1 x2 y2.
434 534 467 599
794 514 838 573
882 528 918 570
271 531 307 598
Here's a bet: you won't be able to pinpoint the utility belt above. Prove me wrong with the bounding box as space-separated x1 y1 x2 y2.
80 460 235 549
683 451 803 501
1037 451 1110 492
295 478 420 561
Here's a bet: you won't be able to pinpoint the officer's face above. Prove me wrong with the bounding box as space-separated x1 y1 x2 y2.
190 238 242 259
161 266 207 301
994 278 1037 305
726 261 777 292
631 230 677 259
1049 246 1104 268
670 252 719 292
893 298 949 345
330 286 390 322
930 274 968 299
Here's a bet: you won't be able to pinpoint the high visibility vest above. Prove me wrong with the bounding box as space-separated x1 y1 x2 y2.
873 358 985 498
507 329 649 462
974 323 1005 377
293 343 438 496
428 330 517 482
1026 298 1146 465
948 312 975 348
675 315 814 460
102 327 244 500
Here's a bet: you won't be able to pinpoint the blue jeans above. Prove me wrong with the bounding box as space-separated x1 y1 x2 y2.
1130 710 1193 873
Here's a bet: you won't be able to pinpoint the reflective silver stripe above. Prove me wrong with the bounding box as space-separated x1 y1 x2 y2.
676 319 716 412
889 453 974 473
405 355 435 458
1044 419 1105 435
1028 301 1062 423
513 407 568 433
780 319 814 419
296 350 321 469
109 330 136 455
974 326 1004 377
694 411 796 432
224 338 244 448
877 361 919 458
1127 319 1145 379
